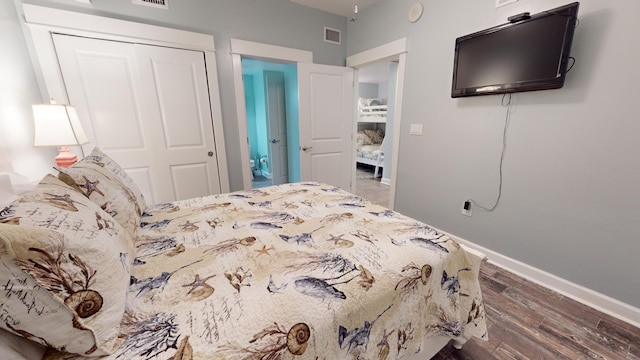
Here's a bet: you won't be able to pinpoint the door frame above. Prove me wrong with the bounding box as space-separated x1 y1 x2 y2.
230 39 312 190
19 3 229 193
347 38 408 209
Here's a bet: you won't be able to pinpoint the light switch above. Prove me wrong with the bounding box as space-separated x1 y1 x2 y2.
409 124 423 135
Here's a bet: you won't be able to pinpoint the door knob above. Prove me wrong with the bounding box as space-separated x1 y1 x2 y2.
207 151 214 157
301 146 312 152
271 139 280 144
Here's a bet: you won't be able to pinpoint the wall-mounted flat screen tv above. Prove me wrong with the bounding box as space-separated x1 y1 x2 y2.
451 2 579 98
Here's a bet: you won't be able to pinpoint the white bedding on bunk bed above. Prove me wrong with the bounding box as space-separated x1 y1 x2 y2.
356 127 385 167
356 98 387 168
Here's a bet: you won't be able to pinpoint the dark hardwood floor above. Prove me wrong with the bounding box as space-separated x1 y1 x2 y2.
433 261 640 360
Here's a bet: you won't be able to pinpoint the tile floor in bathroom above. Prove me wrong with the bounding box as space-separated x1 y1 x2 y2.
252 174 272 189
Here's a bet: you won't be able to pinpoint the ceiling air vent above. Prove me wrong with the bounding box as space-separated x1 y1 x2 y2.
132 0 169 9
324 27 341 45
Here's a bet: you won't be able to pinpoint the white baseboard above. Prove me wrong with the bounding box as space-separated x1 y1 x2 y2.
380 177 391 185
433 227 640 329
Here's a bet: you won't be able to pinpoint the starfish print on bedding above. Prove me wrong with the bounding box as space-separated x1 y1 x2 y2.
282 201 298 209
183 274 216 295
255 245 275 256
361 218 373 225
80 175 104 197
327 234 346 245
179 220 199 232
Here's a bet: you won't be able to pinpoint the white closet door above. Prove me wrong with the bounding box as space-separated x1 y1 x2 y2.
53 34 221 204
135 45 221 202
298 63 354 191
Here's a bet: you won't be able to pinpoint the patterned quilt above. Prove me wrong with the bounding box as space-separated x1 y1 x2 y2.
46 182 487 359
356 145 383 161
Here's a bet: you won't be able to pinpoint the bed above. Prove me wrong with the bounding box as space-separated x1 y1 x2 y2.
358 97 388 124
0 148 487 359
356 98 387 177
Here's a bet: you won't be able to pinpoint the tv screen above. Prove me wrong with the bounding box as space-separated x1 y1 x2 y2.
451 2 579 98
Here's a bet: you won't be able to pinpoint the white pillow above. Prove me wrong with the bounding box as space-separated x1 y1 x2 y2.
0 175 134 356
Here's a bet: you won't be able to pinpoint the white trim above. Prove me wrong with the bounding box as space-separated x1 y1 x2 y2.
21 3 230 194
380 177 391 185
204 51 230 193
23 4 212 51
346 38 408 68
231 53 254 191
347 38 408 210
230 39 314 190
230 39 313 63
434 227 640 329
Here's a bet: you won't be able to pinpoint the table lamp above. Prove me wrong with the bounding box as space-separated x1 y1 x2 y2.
33 102 89 168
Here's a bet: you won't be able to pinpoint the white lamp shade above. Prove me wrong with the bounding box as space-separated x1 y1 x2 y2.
33 104 89 147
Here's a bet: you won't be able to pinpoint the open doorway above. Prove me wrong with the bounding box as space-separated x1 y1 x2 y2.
241 58 301 189
347 38 408 210
354 62 398 207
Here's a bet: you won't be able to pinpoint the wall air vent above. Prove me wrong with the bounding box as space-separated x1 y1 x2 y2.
132 0 169 9
324 27 341 45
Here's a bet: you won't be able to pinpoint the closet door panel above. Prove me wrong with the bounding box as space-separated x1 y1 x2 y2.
53 34 157 202
53 34 222 204
136 45 221 201
74 53 146 150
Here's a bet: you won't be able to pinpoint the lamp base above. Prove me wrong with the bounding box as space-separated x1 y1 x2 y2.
55 146 78 168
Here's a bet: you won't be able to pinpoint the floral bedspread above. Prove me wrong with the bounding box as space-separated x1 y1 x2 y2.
47 182 487 359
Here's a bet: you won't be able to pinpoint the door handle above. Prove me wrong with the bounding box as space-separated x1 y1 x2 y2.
271 139 280 144
301 146 312 152
207 151 214 157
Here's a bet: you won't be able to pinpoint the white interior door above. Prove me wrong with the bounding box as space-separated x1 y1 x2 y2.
135 45 221 201
53 34 221 204
298 63 354 191
266 72 288 185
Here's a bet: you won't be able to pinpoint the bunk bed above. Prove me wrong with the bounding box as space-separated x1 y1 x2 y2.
356 98 387 178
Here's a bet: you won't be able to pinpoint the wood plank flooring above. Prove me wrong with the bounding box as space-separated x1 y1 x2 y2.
433 261 640 360
355 164 639 359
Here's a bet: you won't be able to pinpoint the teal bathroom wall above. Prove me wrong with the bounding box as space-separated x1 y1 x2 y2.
284 64 300 182
242 58 300 180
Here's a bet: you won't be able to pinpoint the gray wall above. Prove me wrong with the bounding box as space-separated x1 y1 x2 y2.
359 83 379 99
348 0 640 308
10 0 347 188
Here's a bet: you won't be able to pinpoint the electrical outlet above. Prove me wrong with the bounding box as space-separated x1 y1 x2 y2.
461 200 473 217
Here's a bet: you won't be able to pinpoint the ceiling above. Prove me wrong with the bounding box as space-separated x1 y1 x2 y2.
289 0 383 17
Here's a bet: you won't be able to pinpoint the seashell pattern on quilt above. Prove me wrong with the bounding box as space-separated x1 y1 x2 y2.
40 182 487 359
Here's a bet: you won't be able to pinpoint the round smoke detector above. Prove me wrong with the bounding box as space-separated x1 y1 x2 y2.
408 3 424 23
